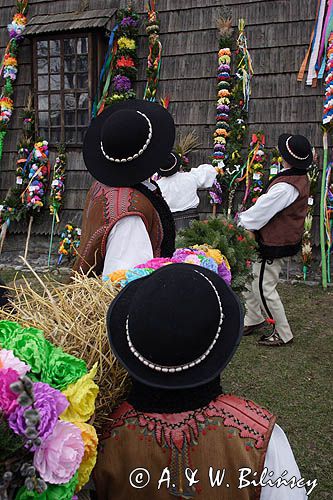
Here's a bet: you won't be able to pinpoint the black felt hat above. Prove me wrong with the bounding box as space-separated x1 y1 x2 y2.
157 151 182 177
83 100 175 187
107 263 243 389
278 134 313 170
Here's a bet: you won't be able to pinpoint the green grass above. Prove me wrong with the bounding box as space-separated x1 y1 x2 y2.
223 283 332 499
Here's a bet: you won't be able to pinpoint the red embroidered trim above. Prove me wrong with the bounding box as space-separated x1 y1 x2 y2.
104 394 274 452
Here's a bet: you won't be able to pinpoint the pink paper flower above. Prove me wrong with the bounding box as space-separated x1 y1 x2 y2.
34 420 84 484
135 258 173 270
0 349 30 376
0 368 19 415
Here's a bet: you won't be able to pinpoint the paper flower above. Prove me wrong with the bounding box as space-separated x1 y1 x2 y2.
116 55 135 68
113 74 132 92
9 382 68 444
0 320 23 346
0 367 19 415
15 473 78 500
104 269 126 283
217 262 232 285
34 421 84 484
136 257 173 269
42 347 87 391
0 349 30 376
61 364 98 423
118 36 136 51
74 423 98 491
3 326 49 377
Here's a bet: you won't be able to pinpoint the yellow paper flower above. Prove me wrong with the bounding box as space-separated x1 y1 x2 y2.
61 363 99 422
74 422 98 491
118 36 136 50
108 269 127 283
214 137 226 144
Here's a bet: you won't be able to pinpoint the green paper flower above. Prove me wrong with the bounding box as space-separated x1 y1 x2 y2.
0 320 24 347
43 347 87 391
15 473 78 499
5 326 49 377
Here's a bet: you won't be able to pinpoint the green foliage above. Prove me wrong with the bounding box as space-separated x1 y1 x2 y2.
177 216 257 295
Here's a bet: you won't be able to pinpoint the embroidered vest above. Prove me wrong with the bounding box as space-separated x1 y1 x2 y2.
258 174 310 259
73 182 164 275
94 394 276 500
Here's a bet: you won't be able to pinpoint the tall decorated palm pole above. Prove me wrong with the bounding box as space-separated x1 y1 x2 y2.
143 1 162 101
320 32 333 288
0 1 29 162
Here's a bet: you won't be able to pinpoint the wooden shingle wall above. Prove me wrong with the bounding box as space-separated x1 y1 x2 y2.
0 0 328 254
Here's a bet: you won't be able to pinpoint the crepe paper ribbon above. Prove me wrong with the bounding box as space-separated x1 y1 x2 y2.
316 0 333 75
92 24 119 118
306 0 327 86
320 130 329 289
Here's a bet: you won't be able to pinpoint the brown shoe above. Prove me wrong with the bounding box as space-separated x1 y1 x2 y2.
243 321 266 336
258 332 293 347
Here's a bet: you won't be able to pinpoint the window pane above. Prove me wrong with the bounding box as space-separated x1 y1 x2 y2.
50 57 60 74
38 112 49 127
50 128 61 143
38 127 49 140
50 94 61 110
77 55 88 72
77 37 88 54
38 75 48 91
76 73 88 89
64 57 75 73
64 39 76 55
65 111 75 126
37 40 48 57
77 128 87 143
64 74 75 89
38 95 48 111
78 109 89 126
50 74 60 90
65 94 76 110
50 40 60 55
50 110 61 126
65 127 76 143
37 58 48 74
78 92 88 109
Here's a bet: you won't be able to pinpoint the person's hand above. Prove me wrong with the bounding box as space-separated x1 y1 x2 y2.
246 230 256 240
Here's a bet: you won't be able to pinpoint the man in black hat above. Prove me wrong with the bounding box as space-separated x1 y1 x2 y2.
156 153 217 231
94 264 309 499
73 100 176 276
238 134 312 346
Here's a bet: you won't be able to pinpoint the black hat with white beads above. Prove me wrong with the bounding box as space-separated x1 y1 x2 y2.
107 263 243 389
278 134 313 170
83 100 175 187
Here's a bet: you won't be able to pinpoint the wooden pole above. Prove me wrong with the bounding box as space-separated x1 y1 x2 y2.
24 215 33 261
320 130 328 289
0 220 8 255
47 212 56 267
212 204 217 218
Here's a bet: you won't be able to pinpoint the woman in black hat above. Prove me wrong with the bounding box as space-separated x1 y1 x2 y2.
239 134 313 347
73 100 176 276
94 264 308 500
156 153 217 231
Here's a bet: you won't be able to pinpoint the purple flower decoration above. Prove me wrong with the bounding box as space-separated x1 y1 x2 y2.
113 75 132 92
218 262 232 286
9 382 68 446
121 17 138 27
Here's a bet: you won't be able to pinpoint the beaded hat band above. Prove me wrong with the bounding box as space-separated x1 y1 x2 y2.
159 153 178 172
100 111 153 163
286 136 309 161
126 270 224 373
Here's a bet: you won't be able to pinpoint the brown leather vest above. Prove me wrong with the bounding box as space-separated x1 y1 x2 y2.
258 174 310 259
94 394 276 500
73 182 164 275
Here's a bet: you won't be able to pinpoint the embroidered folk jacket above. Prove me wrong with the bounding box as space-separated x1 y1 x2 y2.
94 394 276 500
73 181 164 275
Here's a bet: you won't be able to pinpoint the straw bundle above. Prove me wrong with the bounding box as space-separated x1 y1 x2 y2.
0 271 130 430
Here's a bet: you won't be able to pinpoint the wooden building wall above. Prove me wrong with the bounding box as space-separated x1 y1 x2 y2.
0 0 327 259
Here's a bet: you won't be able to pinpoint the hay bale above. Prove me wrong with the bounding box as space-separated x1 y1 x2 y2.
0 272 130 430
